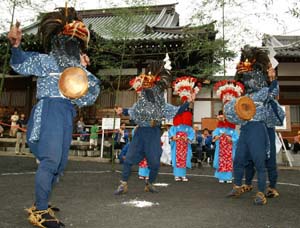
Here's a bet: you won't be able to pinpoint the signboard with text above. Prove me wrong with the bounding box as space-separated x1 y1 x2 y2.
102 118 121 130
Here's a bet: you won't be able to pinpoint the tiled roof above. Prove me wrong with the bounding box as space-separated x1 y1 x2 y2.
22 3 214 42
263 34 300 58
272 35 300 46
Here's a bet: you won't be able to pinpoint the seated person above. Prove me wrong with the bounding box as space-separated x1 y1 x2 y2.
114 122 129 150
201 128 214 163
191 124 203 163
0 124 4 137
77 117 88 141
282 138 290 150
293 130 300 154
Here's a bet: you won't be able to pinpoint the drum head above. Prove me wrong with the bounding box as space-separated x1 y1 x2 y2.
234 96 256 121
59 67 88 99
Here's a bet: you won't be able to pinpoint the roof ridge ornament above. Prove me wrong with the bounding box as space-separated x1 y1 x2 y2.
163 53 172 71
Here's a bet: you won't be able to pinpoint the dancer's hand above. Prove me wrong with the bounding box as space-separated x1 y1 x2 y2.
188 92 196 103
7 21 22 47
226 135 232 142
268 67 276 81
80 53 90 67
213 135 220 142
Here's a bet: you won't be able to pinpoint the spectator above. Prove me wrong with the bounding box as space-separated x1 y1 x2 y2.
114 122 129 150
191 124 203 165
293 130 300 154
201 128 214 163
15 113 27 155
89 120 99 150
9 110 19 137
160 123 172 165
77 117 87 141
0 123 4 137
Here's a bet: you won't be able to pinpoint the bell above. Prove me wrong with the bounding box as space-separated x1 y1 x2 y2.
58 67 88 99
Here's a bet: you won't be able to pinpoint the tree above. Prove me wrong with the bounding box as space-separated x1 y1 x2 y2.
86 0 234 85
189 0 288 76
0 0 52 98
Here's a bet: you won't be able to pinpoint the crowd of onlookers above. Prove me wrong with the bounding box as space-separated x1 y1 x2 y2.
293 130 300 154
0 109 27 154
75 117 217 165
0 112 299 156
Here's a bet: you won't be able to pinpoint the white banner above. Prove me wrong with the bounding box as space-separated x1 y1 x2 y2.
102 118 120 130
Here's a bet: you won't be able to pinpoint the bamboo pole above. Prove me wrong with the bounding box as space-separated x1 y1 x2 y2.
0 0 17 99
222 0 226 77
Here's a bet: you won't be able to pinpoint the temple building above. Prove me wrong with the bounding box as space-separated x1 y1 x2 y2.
263 34 300 139
0 3 229 129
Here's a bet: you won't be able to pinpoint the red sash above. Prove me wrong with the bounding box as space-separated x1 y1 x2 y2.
218 134 233 172
175 132 188 168
139 158 148 168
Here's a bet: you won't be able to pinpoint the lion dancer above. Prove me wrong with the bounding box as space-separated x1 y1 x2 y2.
224 46 285 205
243 61 283 199
8 7 100 227
114 57 195 194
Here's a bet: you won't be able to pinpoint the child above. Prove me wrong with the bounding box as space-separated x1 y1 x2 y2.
212 111 238 183
169 76 200 182
138 158 150 180
169 110 194 182
89 121 99 150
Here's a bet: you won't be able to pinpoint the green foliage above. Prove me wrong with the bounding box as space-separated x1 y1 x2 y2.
0 33 42 75
0 35 12 75
84 3 162 91
0 0 234 87
189 0 289 78
170 22 235 80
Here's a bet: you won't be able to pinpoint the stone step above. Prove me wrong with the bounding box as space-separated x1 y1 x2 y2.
279 150 300 167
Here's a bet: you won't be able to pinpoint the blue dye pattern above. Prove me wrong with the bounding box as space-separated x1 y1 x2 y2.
10 47 100 142
128 85 179 127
